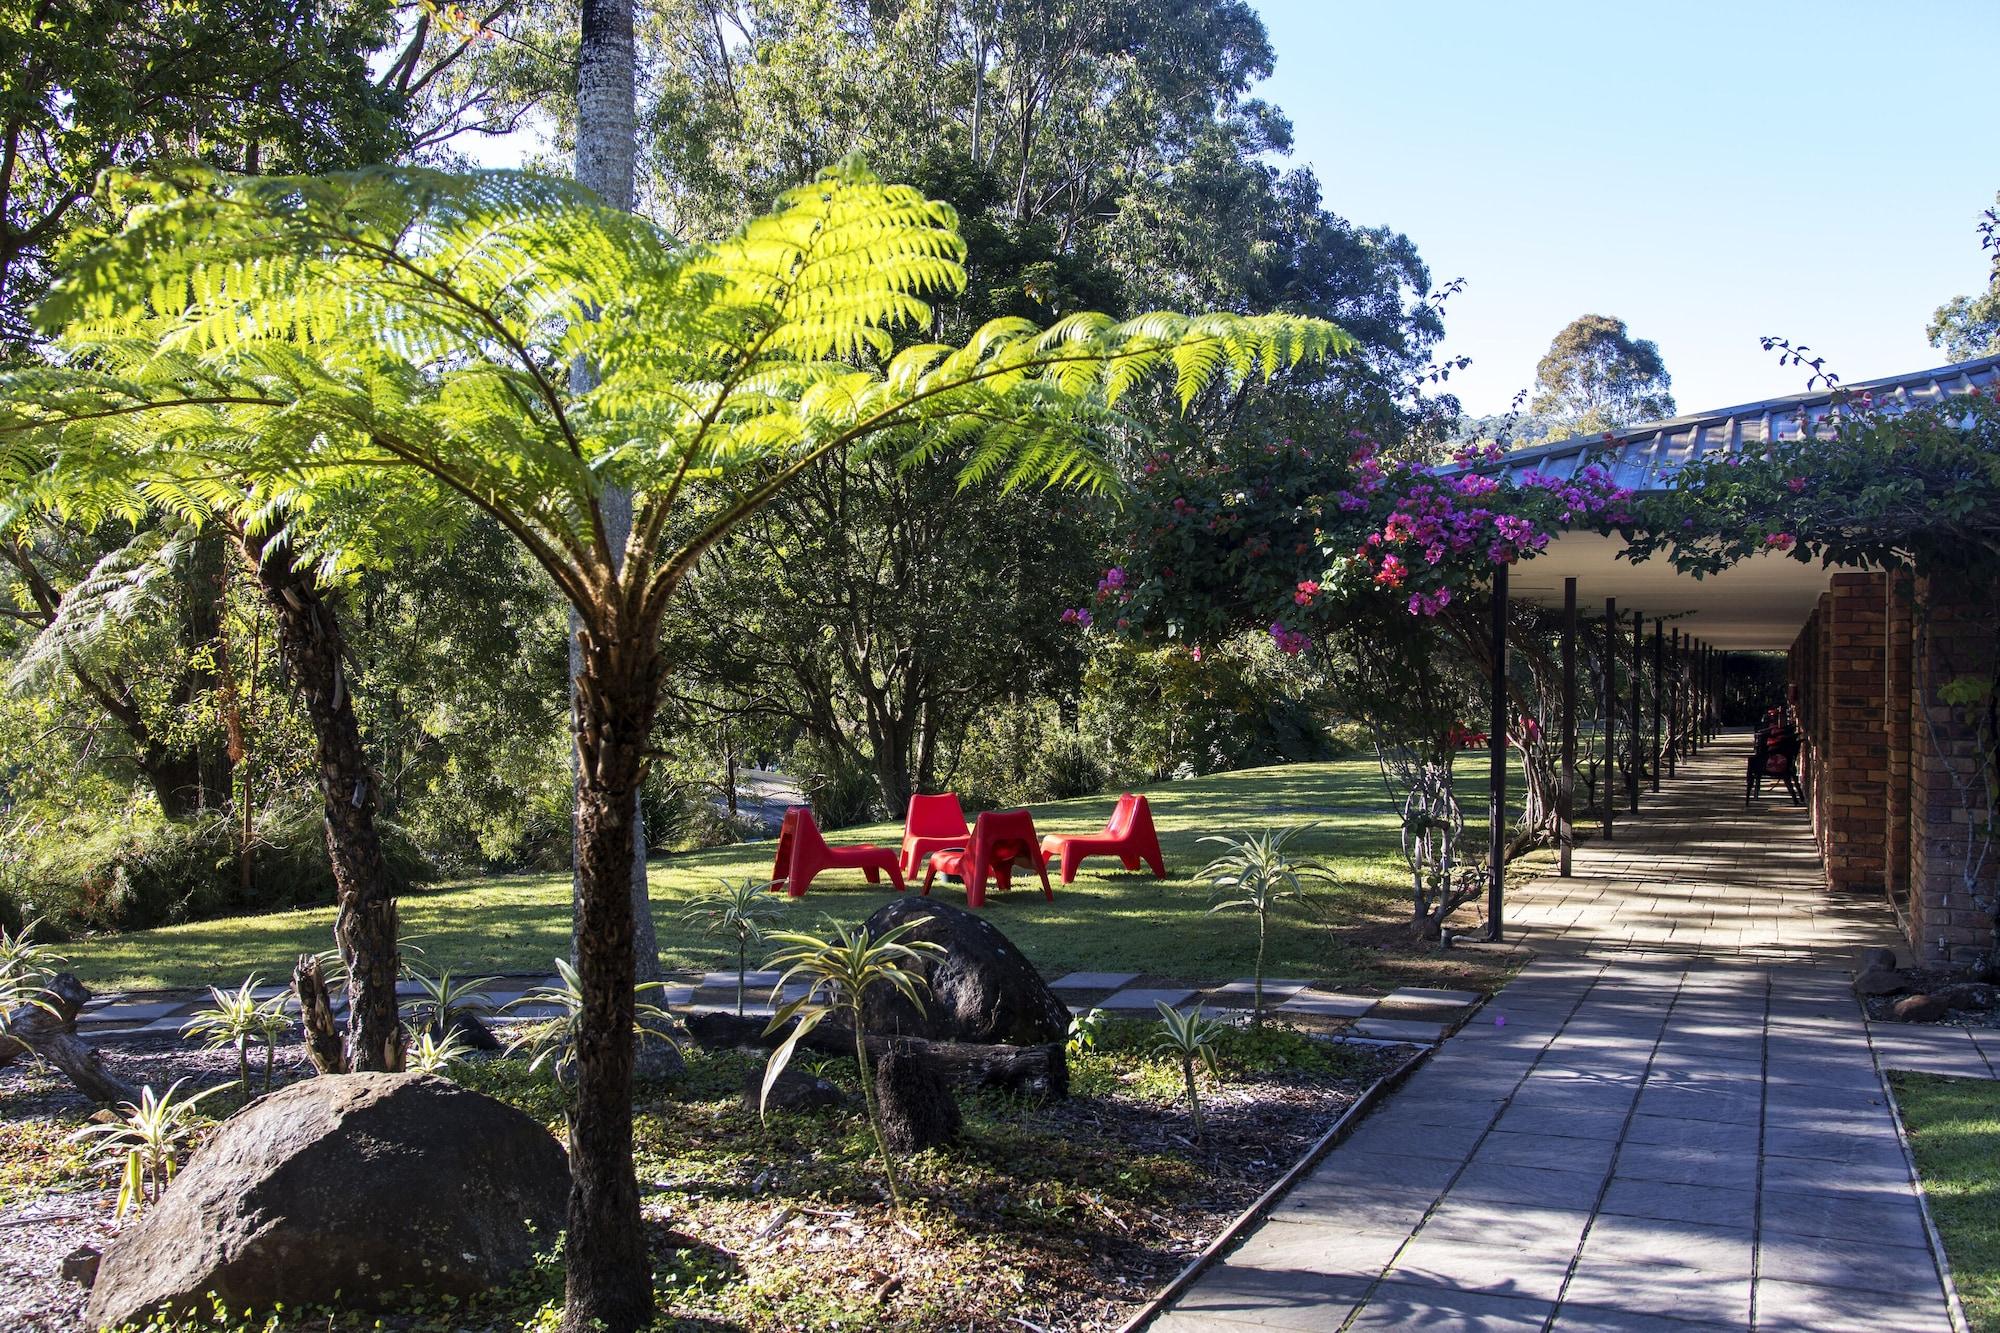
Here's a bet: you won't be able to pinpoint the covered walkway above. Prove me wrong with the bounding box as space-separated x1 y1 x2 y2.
1156 742 1957 1332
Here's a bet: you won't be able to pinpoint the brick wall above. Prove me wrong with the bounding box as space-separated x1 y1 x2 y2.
1885 575 1913 909
1909 573 2000 967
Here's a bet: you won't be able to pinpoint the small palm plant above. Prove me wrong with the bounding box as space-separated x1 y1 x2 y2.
183 976 292 1097
760 922 946 1212
0 919 63 1040
682 878 786 1017
1199 824 1333 1025
503 958 677 1086
406 1028 474 1077
406 966 497 1038
71 1079 225 1216
1150 1003 1227 1142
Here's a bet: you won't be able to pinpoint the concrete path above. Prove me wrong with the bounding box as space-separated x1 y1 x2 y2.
1158 742 1959 1332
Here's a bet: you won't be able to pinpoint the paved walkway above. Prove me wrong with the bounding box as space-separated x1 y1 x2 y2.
1158 741 1959 1332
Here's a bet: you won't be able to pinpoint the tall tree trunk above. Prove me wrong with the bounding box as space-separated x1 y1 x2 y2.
565 618 660 1333
569 0 656 1325
572 0 660 988
235 528 403 1074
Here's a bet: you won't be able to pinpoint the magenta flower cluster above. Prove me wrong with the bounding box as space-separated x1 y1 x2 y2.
1059 607 1092 628
1349 447 1633 618
1267 621 1310 656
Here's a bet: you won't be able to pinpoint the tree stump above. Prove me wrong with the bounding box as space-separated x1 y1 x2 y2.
1 972 141 1105
874 1044 959 1153
292 954 345 1074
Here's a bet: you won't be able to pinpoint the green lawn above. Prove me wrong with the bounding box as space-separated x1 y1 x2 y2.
64 757 1526 996
1893 1072 2000 1332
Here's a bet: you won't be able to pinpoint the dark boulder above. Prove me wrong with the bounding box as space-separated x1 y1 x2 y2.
1858 946 1900 972
86 1072 568 1329
874 1045 960 1153
747 1066 846 1115
858 898 1070 1045
1853 968 1908 998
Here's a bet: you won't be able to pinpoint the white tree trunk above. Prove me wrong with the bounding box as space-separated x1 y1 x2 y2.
571 0 660 984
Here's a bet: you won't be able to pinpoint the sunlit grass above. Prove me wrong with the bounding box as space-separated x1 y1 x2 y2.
64 757 1528 994
1893 1072 2000 1332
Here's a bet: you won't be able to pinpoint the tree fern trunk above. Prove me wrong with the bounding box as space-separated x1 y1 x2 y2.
569 0 660 989
563 620 659 1333
236 528 403 1075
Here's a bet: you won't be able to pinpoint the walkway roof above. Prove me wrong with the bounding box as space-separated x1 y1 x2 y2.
1470 353 2000 651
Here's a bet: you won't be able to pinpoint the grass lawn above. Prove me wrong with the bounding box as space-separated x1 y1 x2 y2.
1892 1071 2000 1331
63 757 1534 997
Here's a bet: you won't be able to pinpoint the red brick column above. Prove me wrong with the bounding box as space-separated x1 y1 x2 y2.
1910 573 2000 967
1818 573 1890 894
1885 575 1914 910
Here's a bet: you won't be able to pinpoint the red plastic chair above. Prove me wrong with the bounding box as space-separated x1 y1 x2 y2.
921 809 1053 909
899 792 970 879
1038 792 1167 886
770 808 906 899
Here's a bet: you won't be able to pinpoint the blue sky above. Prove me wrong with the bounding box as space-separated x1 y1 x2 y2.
1249 0 1996 416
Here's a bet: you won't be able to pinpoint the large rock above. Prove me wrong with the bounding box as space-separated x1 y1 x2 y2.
87 1073 568 1329
1854 968 1909 998
858 898 1070 1045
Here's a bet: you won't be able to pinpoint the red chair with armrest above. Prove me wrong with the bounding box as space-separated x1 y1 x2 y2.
770 807 906 899
921 809 1053 909
1038 792 1166 885
900 792 970 879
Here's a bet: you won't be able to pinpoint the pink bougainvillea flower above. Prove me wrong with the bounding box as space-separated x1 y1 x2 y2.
1786 476 1806 493
1765 533 1796 552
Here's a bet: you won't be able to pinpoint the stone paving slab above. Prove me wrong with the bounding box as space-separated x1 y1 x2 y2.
1275 989 1376 1017
1101 987 1196 1011
1159 742 1960 1333
1050 970 1139 990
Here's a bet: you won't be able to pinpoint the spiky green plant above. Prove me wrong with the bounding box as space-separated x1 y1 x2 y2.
71 1079 225 1216
1150 1003 1227 1142
182 975 291 1097
7 160 1348 1313
0 918 64 1041
407 1027 475 1077
406 965 497 1037
503 958 676 1087
1198 824 1334 1025
681 878 786 1017
760 921 946 1211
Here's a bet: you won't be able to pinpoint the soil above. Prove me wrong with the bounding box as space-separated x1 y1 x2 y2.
0 1023 1410 1332
1861 967 2000 1028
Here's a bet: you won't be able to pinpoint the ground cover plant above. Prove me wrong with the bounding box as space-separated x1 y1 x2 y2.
0 1011 1407 1332
58 759 1527 998
1892 1071 2000 1332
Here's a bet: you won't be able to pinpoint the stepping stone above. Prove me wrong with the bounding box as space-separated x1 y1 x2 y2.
1351 1016 1447 1042
1050 971 1140 991
1277 990 1376 1017
88 1001 185 1023
1384 987 1482 1007
1210 978 1311 999
701 970 782 990
1100 987 1195 1010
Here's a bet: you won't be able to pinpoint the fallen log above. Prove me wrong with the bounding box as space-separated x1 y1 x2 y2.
683 1009 1067 1100
1 973 142 1105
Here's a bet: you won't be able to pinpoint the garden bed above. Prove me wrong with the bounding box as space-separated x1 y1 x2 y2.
0 1021 1411 1332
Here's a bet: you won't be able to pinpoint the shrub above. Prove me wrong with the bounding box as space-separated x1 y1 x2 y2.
0 800 434 938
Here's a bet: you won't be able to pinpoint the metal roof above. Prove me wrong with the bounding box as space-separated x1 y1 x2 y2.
1465 352 2000 491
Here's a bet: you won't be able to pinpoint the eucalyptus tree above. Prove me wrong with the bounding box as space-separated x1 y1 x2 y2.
14 162 1344 1330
